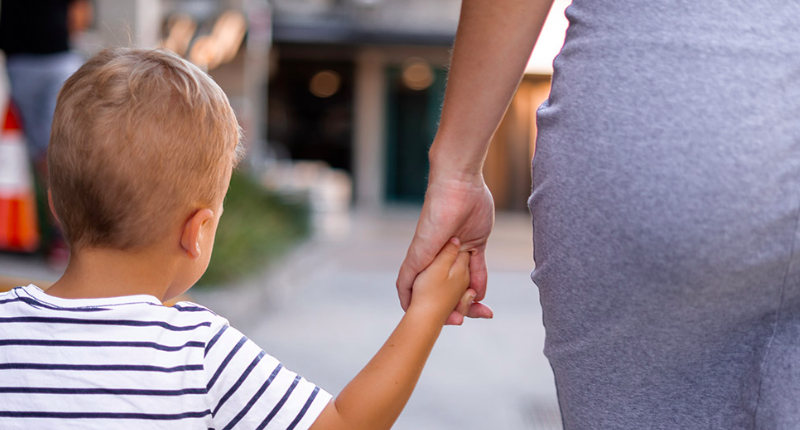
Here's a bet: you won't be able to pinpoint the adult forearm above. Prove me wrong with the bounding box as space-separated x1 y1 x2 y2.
430 0 555 179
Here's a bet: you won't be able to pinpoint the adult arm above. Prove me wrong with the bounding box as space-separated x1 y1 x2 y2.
397 0 556 325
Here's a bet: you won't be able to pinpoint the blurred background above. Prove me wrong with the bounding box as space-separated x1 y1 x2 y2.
0 0 570 428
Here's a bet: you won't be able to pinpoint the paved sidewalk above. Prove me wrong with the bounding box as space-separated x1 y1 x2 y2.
192 209 561 430
0 253 61 290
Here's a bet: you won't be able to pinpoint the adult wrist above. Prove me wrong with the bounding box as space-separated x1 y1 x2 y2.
428 151 485 187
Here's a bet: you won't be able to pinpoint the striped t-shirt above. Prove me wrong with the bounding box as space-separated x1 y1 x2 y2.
0 285 331 430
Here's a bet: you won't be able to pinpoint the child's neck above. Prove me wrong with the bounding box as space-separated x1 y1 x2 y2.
45 246 180 301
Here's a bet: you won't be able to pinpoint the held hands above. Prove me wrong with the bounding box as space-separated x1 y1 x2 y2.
408 238 475 322
311 238 478 430
398 175 495 325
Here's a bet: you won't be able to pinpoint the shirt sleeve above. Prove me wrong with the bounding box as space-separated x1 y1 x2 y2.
204 320 332 430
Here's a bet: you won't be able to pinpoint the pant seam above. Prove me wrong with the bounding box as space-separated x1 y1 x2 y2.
752 204 800 428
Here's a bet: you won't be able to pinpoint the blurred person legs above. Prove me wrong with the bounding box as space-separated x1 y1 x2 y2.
6 51 83 265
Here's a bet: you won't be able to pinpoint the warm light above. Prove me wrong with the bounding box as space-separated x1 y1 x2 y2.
161 14 197 57
401 58 433 91
186 9 247 70
525 0 571 74
309 71 341 98
213 10 247 64
189 36 215 69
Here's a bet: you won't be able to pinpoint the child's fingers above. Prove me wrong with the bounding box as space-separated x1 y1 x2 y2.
455 288 477 316
429 237 461 270
449 251 471 285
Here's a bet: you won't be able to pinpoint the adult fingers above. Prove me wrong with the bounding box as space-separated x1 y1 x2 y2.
468 247 489 302
396 236 459 311
397 238 438 310
466 301 494 319
445 310 465 326
451 250 471 274
447 300 492 325
396 259 419 312
455 288 477 316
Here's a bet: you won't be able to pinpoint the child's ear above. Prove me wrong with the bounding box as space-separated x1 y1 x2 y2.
180 209 214 260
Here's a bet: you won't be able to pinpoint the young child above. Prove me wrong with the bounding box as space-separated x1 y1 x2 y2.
0 48 477 430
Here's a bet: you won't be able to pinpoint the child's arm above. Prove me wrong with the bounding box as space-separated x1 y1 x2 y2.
309 239 473 430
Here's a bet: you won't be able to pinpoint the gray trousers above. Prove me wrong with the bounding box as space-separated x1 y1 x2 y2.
529 1 800 428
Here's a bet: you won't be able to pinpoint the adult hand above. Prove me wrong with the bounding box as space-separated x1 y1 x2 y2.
397 173 495 325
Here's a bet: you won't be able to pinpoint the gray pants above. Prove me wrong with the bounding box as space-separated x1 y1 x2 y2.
529 1 800 428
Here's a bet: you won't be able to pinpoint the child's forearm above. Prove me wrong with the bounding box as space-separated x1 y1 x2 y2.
310 306 447 430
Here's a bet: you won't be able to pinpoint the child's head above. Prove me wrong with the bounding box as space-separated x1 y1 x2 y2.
48 48 243 254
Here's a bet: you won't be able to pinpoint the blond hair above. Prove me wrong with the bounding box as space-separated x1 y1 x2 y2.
49 48 243 251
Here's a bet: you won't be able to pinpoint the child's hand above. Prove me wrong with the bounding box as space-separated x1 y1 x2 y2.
408 238 474 321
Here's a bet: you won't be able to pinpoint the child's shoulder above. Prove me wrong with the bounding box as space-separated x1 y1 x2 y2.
2 285 231 335
164 300 232 333
168 300 220 317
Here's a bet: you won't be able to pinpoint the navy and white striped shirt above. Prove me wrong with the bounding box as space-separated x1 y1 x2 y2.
0 285 331 429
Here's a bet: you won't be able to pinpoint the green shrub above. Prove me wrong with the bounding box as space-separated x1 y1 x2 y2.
198 171 310 286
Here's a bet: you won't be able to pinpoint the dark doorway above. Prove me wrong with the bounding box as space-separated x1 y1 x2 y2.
268 59 354 172
384 66 446 203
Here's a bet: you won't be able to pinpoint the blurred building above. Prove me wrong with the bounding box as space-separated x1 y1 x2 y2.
267 0 458 208
75 0 570 211
267 0 570 210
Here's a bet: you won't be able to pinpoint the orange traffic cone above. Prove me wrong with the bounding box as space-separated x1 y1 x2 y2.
0 101 40 252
